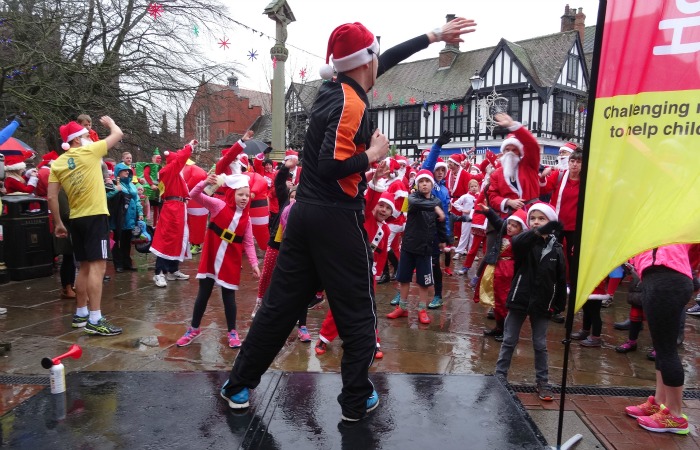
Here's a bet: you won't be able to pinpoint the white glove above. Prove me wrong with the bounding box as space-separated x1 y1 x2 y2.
27 176 39 187
25 168 38 178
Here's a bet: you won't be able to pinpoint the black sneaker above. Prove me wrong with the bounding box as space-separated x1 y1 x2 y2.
71 314 88 328
550 313 565 324
84 317 123 336
486 308 495 320
308 294 324 310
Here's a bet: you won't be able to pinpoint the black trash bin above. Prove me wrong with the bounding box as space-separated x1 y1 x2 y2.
0 195 53 281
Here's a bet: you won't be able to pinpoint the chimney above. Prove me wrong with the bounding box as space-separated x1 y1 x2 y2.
574 7 586 42
228 75 240 93
439 14 460 69
560 4 576 32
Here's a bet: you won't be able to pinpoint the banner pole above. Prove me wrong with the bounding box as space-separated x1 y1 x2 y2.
554 0 608 448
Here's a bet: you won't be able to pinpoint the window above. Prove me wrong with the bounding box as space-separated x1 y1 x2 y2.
502 91 521 122
553 93 576 137
367 110 379 132
566 54 578 84
195 109 210 151
394 106 420 139
441 104 469 136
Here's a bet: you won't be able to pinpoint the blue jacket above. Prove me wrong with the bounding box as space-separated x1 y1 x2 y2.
421 140 452 238
107 163 143 231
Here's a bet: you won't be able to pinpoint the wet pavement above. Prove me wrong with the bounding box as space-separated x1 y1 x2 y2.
0 252 699 448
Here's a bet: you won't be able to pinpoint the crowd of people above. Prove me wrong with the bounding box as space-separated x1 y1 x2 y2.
1 15 699 436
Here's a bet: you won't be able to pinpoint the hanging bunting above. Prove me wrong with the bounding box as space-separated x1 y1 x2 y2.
387 93 393 102
299 67 307 79
458 105 464 113
442 105 448 113
373 89 378 98
408 97 416 105
450 103 457 111
432 104 439 111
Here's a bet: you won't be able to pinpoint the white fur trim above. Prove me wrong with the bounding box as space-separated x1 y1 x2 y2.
332 38 379 73
588 294 610 301
27 176 39 187
66 128 88 144
319 64 334 80
283 155 298 161
187 207 208 216
5 162 26 171
368 180 386 193
61 143 70 150
377 198 396 214
500 137 524 156
434 161 448 171
415 173 434 185
250 216 269 225
393 190 408 199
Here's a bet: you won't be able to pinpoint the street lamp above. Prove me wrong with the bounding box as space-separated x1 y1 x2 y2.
469 71 484 159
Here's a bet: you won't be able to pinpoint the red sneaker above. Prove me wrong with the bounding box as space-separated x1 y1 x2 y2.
315 340 327 355
374 348 384 359
386 307 409 319
637 407 689 434
418 309 431 324
625 396 660 418
444 267 453 276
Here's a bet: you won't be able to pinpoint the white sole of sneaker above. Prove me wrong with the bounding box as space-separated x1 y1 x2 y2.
341 397 380 421
220 391 249 409
638 423 688 434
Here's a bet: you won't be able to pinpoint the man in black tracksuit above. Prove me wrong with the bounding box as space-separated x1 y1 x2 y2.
221 19 476 421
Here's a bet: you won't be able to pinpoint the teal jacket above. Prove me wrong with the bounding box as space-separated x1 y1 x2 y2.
107 163 143 231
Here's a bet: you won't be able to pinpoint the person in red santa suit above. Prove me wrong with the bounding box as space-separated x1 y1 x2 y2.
215 130 269 251
150 140 197 287
283 149 302 185
486 113 541 218
182 160 208 255
374 158 407 284
175 173 261 349
34 151 59 198
315 160 393 359
253 146 281 229
3 150 38 194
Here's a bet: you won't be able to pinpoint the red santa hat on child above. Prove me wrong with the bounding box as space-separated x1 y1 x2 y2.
415 169 435 185
284 149 299 162
319 22 380 80
527 202 558 222
434 157 448 171
448 153 465 166
559 142 578 154
394 155 408 166
3 149 35 171
387 157 400 172
37 151 59 169
377 191 397 216
500 134 524 157
59 121 88 150
238 153 249 170
507 209 529 230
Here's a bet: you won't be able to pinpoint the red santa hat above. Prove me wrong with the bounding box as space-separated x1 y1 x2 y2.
448 153 464 166
394 154 408 166
500 134 524 156
3 149 35 171
507 209 529 230
163 149 177 164
559 142 578 154
527 202 558 223
377 191 397 215
59 121 88 150
485 150 498 167
387 157 400 172
284 149 299 162
420 149 430 161
37 151 59 169
238 153 249 170
434 157 448 171
415 169 435 185
319 22 379 80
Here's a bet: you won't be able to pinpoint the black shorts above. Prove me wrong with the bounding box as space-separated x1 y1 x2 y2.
395 250 434 287
70 215 110 262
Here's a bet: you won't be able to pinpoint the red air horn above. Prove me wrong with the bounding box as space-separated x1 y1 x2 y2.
41 344 82 394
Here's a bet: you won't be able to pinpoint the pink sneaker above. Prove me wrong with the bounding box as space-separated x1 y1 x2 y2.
637 407 689 434
625 396 660 418
298 326 311 342
228 330 241 348
176 327 201 347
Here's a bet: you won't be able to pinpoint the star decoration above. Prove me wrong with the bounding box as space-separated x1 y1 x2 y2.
272 56 277 69
373 89 378 98
458 105 464 113
218 37 230 50
387 93 393 102
450 103 457 111
442 105 448 113
432 104 439 111
423 100 428 109
299 67 307 79
408 97 416 105
192 24 199 37
147 3 164 20
399 98 405 105
247 49 258 61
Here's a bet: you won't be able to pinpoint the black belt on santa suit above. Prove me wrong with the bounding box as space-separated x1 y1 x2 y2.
250 199 268 208
208 222 243 243
163 196 187 202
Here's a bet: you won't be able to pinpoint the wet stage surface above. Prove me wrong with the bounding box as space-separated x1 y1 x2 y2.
0 252 699 448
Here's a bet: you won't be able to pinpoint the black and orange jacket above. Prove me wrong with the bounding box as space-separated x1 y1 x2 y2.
296 34 432 210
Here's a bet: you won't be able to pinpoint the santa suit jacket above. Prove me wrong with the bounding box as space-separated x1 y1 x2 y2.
190 181 257 290
4 174 35 194
541 169 580 231
364 183 391 281
487 123 541 217
149 144 192 261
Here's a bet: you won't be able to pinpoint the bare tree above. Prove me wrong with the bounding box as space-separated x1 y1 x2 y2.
0 0 242 160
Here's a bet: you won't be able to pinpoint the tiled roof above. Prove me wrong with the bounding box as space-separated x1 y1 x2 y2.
206 84 271 111
288 79 324 112
582 25 597 71
296 29 588 109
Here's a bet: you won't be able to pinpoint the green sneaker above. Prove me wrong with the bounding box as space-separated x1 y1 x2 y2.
71 314 88 328
428 296 443 309
84 317 123 336
390 292 400 306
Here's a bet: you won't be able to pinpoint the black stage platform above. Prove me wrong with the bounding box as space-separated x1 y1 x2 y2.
0 371 546 449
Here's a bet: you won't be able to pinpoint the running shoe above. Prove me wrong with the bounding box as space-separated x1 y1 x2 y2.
166 270 189 281
220 381 249 409
84 317 123 336
390 292 401 306
71 314 88 328
687 303 700 316
418 309 431 324
615 340 637 353
228 330 241 348
298 326 311 342
444 267 453 276
341 390 379 422
537 383 554 401
176 327 201 347
153 274 167 287
315 340 327 355
625 396 660 418
386 307 408 319
427 296 443 309
637 407 689 434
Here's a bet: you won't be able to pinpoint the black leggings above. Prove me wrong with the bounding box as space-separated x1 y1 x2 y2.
431 253 443 297
60 253 76 287
642 267 693 387
582 300 603 336
191 277 237 331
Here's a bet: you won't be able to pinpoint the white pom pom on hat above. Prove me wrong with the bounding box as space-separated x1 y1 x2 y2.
319 64 335 80
62 143 70 150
